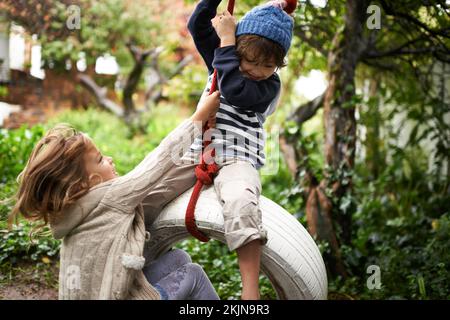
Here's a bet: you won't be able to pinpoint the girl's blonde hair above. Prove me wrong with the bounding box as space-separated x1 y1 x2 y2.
9 124 93 228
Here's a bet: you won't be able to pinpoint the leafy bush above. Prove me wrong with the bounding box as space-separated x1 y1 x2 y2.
0 223 60 265
1 124 61 267
0 125 45 183
326 143 450 300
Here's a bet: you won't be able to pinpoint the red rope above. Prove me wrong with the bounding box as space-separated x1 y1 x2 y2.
185 0 236 242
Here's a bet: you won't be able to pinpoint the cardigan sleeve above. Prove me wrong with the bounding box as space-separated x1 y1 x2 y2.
102 119 202 212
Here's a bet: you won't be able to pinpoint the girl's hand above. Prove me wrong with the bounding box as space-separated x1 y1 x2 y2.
207 113 217 128
191 91 220 126
213 10 236 47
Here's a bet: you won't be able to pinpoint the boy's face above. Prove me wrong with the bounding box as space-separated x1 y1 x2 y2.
239 53 278 81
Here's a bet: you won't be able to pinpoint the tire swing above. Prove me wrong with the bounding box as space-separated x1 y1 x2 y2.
144 186 328 299
145 0 328 300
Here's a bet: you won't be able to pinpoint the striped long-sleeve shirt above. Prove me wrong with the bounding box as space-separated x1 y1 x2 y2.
187 0 281 169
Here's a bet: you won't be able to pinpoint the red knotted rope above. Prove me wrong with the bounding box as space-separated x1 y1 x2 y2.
185 0 236 242
185 0 296 242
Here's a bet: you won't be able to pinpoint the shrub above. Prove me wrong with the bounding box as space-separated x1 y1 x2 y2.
0 125 45 183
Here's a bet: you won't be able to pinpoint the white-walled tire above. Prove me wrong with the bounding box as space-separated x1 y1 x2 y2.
144 185 328 300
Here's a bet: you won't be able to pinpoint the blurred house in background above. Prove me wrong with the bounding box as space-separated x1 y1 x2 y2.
0 17 118 129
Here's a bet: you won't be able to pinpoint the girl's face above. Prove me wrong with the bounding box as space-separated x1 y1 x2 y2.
84 139 118 186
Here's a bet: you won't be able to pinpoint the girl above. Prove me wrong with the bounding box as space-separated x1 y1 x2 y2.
9 91 221 300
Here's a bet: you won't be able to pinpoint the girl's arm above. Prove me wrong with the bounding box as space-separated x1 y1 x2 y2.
102 92 220 212
187 0 222 74
101 120 200 213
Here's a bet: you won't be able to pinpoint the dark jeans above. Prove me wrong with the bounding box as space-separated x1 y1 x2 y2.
143 249 219 300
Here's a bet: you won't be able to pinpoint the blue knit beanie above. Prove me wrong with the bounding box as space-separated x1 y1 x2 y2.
236 1 294 54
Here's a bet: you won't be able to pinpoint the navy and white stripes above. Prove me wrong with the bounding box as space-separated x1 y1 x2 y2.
190 75 279 169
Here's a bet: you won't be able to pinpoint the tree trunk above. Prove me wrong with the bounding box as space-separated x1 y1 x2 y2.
364 78 386 179
304 0 368 277
122 44 154 123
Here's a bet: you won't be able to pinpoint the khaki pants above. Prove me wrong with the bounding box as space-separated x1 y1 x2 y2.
214 160 268 251
143 153 267 252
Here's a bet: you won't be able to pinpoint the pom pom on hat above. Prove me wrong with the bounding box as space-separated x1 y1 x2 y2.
269 0 297 14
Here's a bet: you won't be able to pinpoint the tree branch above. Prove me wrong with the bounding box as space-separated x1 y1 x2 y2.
288 93 325 124
364 45 443 58
122 45 159 115
363 28 449 63
380 0 450 38
361 58 399 72
126 42 154 62
144 54 193 108
78 74 124 117
280 93 326 179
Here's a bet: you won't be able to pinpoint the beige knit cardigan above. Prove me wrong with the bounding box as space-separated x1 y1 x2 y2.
50 119 201 299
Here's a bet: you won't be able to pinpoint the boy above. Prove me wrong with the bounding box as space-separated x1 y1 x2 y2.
187 0 294 299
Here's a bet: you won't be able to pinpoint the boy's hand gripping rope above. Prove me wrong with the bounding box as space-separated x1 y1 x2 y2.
184 0 296 242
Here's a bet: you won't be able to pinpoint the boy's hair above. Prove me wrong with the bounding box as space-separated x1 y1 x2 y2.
9 124 92 228
236 34 287 68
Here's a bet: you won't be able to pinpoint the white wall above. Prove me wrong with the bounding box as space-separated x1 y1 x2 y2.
9 24 25 71
0 16 9 82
